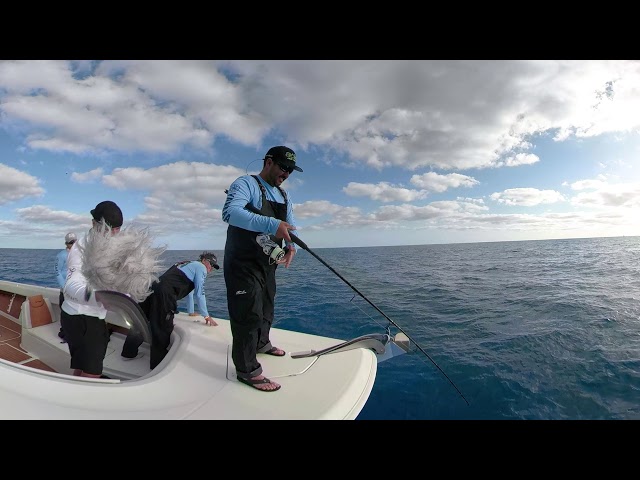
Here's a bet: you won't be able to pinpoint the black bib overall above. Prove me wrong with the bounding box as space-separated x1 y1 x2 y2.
224 176 288 378
122 264 195 369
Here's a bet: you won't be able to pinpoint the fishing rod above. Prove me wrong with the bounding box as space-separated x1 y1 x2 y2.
287 231 469 406
237 200 468 404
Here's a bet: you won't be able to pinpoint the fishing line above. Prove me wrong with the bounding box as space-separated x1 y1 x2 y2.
348 294 380 326
288 232 469 406
236 200 470 404
245 159 262 175
346 293 460 393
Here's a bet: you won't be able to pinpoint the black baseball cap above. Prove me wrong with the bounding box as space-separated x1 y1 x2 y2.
91 200 123 228
264 146 303 172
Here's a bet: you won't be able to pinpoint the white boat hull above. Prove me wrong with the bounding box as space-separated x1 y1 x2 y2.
0 280 378 419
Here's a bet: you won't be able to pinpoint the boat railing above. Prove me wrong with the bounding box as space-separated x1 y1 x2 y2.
290 333 391 359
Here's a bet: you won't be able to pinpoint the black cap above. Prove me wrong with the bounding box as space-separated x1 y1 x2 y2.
265 146 303 172
200 251 220 269
91 200 123 228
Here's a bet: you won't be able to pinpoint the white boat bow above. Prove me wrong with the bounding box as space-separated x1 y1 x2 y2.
0 280 409 420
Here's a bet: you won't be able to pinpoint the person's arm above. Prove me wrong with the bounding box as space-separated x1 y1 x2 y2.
192 265 210 318
186 291 196 316
279 191 298 268
222 176 281 234
55 251 66 289
63 244 102 307
284 189 300 250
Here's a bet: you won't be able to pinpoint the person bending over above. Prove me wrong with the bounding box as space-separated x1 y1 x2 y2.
121 251 220 369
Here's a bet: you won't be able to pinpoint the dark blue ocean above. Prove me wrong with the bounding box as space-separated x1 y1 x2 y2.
2 236 639 420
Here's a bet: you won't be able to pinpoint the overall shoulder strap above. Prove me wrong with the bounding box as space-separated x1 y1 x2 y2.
252 175 288 205
251 175 268 204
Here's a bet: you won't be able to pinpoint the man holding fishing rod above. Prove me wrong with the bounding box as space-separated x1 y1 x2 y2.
222 145 302 392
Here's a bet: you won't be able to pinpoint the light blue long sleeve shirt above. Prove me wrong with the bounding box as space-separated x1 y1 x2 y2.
177 261 210 317
54 249 69 289
185 291 195 314
222 174 300 248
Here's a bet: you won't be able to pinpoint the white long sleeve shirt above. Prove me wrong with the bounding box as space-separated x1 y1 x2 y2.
61 234 108 319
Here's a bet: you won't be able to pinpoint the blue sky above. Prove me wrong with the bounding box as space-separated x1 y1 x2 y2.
0 60 639 250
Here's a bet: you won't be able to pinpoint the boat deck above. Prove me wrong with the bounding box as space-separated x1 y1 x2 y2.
0 315 56 373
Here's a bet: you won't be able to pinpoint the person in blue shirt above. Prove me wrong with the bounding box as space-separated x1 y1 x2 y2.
222 145 301 392
176 258 219 326
120 251 220 369
54 232 77 340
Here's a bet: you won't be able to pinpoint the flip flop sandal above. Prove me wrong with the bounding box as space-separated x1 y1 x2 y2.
262 346 286 357
237 376 281 392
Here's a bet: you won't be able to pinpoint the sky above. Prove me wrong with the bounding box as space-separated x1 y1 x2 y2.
0 59 639 251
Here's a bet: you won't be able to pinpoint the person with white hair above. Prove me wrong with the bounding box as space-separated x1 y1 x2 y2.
62 200 166 378
61 201 125 378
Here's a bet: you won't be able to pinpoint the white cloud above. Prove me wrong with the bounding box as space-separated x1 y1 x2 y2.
2 60 640 248
410 172 479 192
343 182 428 202
495 153 540 168
0 164 44 204
490 188 566 206
2 60 639 172
294 200 344 219
570 181 640 208
71 167 104 183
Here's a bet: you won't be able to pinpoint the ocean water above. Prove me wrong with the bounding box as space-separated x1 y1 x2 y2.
2 236 639 420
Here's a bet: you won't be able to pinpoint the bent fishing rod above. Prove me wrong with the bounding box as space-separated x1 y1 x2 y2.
287 231 469 406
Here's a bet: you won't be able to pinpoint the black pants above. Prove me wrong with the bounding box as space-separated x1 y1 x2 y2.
121 266 194 369
61 310 110 375
225 262 276 378
58 290 66 339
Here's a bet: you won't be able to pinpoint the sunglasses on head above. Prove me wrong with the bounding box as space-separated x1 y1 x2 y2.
275 161 294 174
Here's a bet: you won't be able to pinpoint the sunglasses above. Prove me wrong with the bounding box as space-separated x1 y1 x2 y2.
275 162 294 174
65 241 76 246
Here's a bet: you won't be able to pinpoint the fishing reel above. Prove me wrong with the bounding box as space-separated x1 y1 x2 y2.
256 234 286 264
